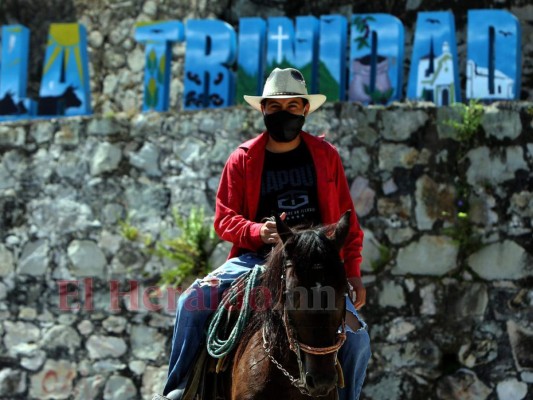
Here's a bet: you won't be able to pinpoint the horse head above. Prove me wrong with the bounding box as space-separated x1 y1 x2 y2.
266 211 351 397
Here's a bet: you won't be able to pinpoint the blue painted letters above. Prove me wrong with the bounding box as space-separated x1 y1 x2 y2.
183 19 237 110
0 9 524 122
466 10 521 100
349 14 404 105
135 21 185 112
407 12 461 106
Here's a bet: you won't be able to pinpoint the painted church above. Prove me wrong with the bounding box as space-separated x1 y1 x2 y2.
416 39 455 106
466 60 515 99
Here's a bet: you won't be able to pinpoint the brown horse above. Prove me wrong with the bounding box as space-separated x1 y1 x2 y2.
220 212 350 399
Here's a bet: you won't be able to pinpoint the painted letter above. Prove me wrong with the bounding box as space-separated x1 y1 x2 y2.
183 19 237 109
0 25 33 120
466 10 521 101
407 12 461 106
319 15 347 101
236 17 266 105
349 14 404 105
134 21 185 111
38 23 92 117
266 16 319 92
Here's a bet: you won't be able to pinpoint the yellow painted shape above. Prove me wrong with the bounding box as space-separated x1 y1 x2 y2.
136 21 165 28
50 24 80 47
43 45 61 76
74 46 84 85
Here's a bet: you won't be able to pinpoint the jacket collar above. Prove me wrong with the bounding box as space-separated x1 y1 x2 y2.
239 130 323 157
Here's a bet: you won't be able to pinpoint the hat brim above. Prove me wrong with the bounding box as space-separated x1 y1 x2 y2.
243 94 327 114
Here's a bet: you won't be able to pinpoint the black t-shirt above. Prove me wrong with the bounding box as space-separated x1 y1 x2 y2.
255 142 321 228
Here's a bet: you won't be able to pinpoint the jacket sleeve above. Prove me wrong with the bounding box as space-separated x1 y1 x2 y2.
332 148 364 278
214 150 264 251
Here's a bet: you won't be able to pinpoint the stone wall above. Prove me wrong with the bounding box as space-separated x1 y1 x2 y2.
0 102 532 399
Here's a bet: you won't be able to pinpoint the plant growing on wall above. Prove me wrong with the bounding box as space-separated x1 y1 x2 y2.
364 85 394 104
442 100 485 259
121 207 220 288
446 99 484 142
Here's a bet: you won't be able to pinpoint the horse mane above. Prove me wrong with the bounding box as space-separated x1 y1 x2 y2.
235 223 347 363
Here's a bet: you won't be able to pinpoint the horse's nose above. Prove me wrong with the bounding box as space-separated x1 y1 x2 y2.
305 372 336 396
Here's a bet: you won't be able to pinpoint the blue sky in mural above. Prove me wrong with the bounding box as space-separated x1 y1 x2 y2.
411 14 456 63
238 18 265 76
266 18 317 69
468 12 519 81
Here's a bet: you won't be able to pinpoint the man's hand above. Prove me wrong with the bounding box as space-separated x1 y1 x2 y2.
260 212 286 244
347 276 366 310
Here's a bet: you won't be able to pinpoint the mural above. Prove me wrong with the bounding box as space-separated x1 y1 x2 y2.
183 19 237 110
0 25 33 120
236 18 266 105
318 15 347 102
135 21 185 112
0 9 524 121
407 12 461 106
466 10 521 101
38 23 91 116
349 14 404 105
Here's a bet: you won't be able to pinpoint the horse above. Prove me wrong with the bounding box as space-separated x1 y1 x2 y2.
218 211 351 399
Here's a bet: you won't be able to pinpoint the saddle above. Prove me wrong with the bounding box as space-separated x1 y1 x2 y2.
181 269 259 399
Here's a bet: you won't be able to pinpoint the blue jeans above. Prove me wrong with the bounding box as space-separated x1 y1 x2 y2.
338 299 372 400
163 253 371 399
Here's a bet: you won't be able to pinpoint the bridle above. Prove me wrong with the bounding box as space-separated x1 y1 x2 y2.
262 258 347 395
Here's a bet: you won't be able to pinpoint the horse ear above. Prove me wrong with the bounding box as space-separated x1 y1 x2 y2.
275 213 293 243
332 210 351 251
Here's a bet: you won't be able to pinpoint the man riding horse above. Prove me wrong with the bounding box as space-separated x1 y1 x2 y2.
154 68 371 400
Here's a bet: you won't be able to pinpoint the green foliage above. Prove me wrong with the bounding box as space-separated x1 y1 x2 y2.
236 68 259 105
440 175 483 256
354 37 369 50
364 85 394 105
119 218 140 241
442 215 482 256
371 245 392 272
446 100 484 142
351 16 376 50
154 207 220 288
120 207 220 288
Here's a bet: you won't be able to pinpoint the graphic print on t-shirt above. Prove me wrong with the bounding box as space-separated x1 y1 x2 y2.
277 190 309 210
256 143 320 227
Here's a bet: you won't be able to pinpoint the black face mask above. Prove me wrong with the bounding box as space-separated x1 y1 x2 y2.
264 110 305 142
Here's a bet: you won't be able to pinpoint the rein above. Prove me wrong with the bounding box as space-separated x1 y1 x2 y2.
263 257 346 395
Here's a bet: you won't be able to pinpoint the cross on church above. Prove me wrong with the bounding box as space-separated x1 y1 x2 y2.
271 25 289 64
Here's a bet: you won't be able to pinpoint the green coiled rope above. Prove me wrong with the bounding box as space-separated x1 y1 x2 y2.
206 265 265 359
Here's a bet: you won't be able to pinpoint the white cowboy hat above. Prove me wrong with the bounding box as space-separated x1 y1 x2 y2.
243 68 326 114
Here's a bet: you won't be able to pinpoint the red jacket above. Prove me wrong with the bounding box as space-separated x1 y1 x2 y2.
214 131 364 277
